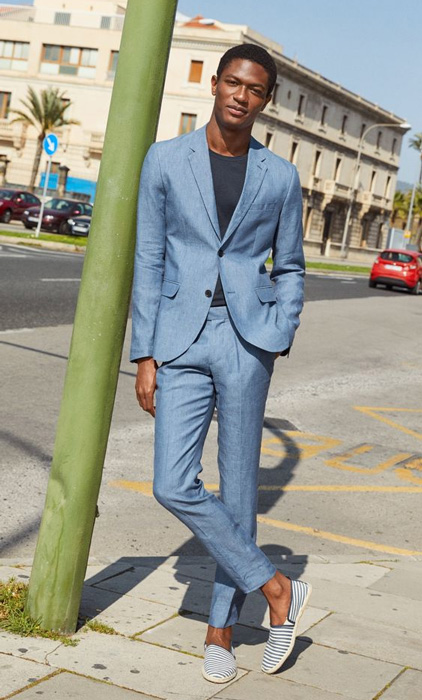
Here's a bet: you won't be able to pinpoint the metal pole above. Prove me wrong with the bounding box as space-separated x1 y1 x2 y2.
26 0 178 634
405 181 417 238
339 122 410 258
35 155 52 238
340 141 363 257
404 158 422 245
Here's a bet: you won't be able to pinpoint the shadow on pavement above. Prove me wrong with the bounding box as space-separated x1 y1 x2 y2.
80 415 310 664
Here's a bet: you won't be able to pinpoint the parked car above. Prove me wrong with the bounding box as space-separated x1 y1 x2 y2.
0 189 41 223
369 249 422 295
68 214 91 237
22 198 93 235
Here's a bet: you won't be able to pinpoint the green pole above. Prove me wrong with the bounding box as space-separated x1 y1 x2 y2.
26 0 178 634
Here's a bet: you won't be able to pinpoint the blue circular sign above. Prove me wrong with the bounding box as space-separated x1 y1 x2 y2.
43 133 59 156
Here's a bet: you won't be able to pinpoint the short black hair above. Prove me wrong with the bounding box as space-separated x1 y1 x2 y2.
216 43 277 96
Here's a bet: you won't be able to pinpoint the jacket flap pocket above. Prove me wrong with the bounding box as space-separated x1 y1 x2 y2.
161 280 180 298
255 285 276 303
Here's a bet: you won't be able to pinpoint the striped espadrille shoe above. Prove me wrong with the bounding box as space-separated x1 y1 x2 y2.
261 578 312 674
202 642 237 683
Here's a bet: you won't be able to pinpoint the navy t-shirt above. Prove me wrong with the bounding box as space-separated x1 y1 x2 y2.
208 148 248 306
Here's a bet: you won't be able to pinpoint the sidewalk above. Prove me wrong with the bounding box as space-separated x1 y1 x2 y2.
1 554 421 699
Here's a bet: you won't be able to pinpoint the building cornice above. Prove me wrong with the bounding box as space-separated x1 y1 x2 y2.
258 113 399 172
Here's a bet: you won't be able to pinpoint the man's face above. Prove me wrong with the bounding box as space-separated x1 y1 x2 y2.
211 58 272 131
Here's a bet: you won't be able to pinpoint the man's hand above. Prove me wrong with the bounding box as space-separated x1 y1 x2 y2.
274 347 290 359
135 357 158 417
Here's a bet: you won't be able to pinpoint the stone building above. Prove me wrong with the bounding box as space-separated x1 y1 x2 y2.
0 0 409 257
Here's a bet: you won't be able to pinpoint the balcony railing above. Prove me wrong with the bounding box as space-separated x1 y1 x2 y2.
360 191 388 208
323 180 350 199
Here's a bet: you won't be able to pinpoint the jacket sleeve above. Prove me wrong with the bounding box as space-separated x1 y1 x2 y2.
130 143 166 362
270 165 305 347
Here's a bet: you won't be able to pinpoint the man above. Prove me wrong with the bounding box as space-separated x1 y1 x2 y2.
130 43 311 683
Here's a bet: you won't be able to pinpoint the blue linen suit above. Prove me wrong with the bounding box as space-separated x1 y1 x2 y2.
130 124 305 628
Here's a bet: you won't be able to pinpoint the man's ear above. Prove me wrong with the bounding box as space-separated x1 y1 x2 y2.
261 93 272 111
211 74 218 96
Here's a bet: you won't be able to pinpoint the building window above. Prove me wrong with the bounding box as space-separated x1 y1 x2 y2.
0 92 11 119
320 105 327 126
54 12 71 26
50 161 61 175
265 131 273 149
391 138 397 156
289 140 299 164
297 94 305 117
341 115 348 135
370 170 377 192
108 50 118 79
0 40 29 71
188 60 203 83
334 157 342 181
360 123 366 139
40 44 98 79
179 112 197 135
312 149 322 176
271 82 280 105
100 16 111 29
376 131 382 150
384 175 391 198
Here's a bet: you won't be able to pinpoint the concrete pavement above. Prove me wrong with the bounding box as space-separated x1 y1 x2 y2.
1 554 422 699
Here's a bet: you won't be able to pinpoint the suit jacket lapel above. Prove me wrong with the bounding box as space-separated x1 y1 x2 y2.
187 127 268 246
221 139 267 246
187 125 220 240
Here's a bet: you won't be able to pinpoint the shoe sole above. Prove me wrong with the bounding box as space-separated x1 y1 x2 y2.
262 582 313 675
201 667 237 683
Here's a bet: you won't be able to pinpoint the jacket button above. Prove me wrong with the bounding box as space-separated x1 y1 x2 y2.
218 249 224 257
205 289 212 297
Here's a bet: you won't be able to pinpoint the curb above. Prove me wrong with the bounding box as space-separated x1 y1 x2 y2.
0 234 86 254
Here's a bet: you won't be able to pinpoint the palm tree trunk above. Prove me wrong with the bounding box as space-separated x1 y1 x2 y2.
29 134 44 193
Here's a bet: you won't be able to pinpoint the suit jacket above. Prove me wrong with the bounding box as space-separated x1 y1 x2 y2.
130 124 305 363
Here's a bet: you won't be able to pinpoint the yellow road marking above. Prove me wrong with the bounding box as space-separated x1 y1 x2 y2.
261 431 342 459
325 445 412 474
109 480 422 495
256 516 422 556
396 457 422 485
355 406 422 441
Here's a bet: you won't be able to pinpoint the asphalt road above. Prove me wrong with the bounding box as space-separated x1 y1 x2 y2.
1 244 422 563
0 242 401 332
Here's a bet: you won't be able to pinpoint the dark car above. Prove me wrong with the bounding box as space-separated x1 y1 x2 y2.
0 189 41 223
369 249 422 295
22 198 93 235
68 214 91 237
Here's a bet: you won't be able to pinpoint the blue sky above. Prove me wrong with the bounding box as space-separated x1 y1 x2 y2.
179 0 420 184
3 0 419 183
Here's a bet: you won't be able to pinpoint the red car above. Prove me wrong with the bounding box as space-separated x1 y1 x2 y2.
22 198 93 235
370 249 422 295
0 188 41 223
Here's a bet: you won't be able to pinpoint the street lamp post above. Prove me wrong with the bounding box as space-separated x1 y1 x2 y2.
404 155 422 242
340 121 411 258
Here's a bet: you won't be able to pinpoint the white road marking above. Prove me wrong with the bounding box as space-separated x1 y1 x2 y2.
41 278 81 282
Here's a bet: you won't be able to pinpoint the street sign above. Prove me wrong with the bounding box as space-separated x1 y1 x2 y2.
36 134 59 237
43 133 58 156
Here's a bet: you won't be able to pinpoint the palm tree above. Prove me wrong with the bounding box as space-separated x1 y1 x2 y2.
391 190 409 226
409 132 422 184
10 86 79 192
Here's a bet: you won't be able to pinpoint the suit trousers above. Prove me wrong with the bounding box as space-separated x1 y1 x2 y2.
153 305 277 628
